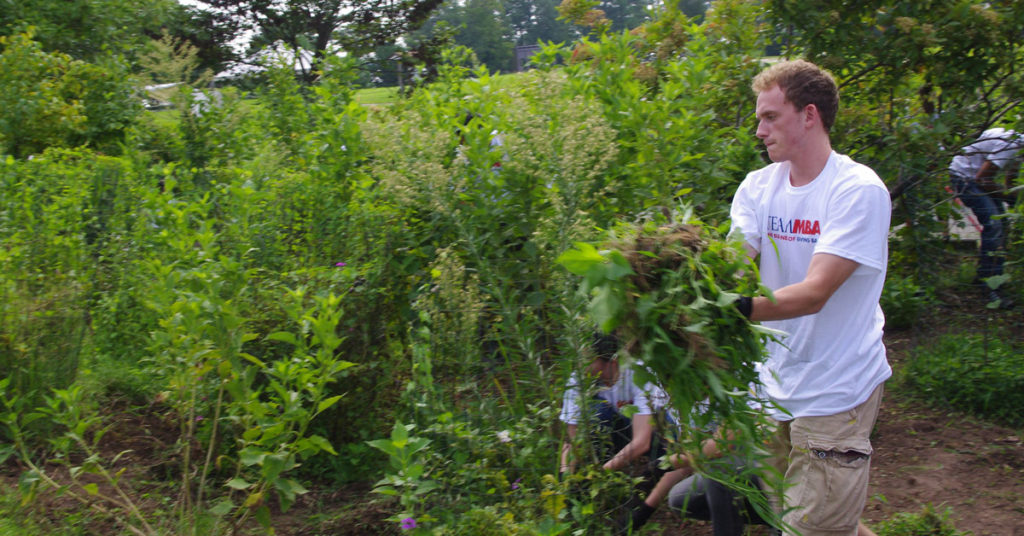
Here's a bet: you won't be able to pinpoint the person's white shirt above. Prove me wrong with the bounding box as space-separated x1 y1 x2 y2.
731 151 892 420
950 127 1024 180
559 361 670 425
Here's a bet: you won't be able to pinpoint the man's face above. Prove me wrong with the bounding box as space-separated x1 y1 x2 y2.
755 84 806 163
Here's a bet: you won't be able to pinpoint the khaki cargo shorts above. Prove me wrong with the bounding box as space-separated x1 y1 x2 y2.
767 383 884 536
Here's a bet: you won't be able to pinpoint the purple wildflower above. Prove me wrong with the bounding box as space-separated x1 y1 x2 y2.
400 517 417 530
335 262 347 267
511 477 521 490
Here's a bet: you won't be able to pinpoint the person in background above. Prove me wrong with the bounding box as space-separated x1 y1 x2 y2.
949 127 1021 308
558 333 672 489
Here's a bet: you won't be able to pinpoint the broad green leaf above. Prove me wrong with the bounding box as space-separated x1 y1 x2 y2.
209 499 234 516
226 478 253 490
588 284 624 333
261 454 287 481
556 242 604 275
317 395 343 414
716 292 739 307
635 295 656 321
405 463 424 480
414 479 440 495
604 250 635 280
390 421 409 448
274 478 309 511
217 359 232 379
366 438 396 456
266 331 299 346
985 274 1010 290
373 485 399 496
684 320 708 333
239 447 265 466
306 434 337 455
240 352 266 367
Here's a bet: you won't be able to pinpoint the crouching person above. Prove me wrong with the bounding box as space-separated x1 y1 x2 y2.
558 334 673 489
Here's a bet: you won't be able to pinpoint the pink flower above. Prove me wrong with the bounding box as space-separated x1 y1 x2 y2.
401 517 417 530
335 262 347 267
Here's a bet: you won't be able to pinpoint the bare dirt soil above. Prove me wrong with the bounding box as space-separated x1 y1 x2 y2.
859 294 1024 536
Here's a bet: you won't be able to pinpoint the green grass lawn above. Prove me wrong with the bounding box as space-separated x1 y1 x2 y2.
144 72 525 117
354 86 399 105
354 72 528 106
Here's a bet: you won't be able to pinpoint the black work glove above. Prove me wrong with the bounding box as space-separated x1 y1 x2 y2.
736 296 753 319
613 495 656 535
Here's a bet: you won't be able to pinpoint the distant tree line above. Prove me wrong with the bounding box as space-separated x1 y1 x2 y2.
0 0 709 88
367 0 711 86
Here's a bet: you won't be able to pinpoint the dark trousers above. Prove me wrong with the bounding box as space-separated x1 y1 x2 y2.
952 176 1007 280
667 458 771 536
591 397 634 460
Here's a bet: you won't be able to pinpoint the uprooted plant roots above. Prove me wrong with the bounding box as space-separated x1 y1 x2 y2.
611 224 728 370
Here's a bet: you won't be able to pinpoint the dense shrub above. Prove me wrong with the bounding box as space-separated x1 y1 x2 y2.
880 274 934 331
0 32 140 158
901 332 1024 427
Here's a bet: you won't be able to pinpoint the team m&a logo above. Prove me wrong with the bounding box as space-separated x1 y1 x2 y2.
768 216 821 235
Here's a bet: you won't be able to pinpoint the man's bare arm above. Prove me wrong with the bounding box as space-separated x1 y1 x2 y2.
749 253 859 322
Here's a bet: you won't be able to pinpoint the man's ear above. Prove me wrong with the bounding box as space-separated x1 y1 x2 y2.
804 103 821 129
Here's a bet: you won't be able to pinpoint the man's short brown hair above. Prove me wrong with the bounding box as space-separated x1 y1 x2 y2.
752 59 839 132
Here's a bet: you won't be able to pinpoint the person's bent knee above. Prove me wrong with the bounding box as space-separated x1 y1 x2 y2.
668 474 711 520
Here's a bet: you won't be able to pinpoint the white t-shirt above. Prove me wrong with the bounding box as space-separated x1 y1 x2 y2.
559 362 670 425
949 128 1023 180
730 151 893 420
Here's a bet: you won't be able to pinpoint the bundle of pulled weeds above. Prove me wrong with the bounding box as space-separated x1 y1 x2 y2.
560 220 774 423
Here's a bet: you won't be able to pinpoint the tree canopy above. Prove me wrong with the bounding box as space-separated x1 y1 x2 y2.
191 0 445 80
0 0 178 60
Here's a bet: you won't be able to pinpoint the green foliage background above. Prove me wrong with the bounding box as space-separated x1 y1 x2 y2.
1 0 1023 534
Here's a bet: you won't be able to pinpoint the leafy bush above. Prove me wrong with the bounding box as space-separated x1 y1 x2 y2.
881 274 934 331
556 209 779 524
369 409 633 536
901 332 1024 427
0 32 139 158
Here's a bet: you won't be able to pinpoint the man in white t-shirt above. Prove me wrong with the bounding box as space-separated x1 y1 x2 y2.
729 59 891 536
949 127 1021 307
